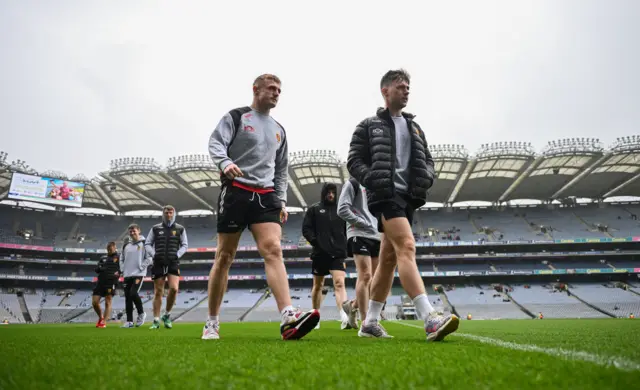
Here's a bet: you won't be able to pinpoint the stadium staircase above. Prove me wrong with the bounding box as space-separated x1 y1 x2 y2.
626 284 640 297
437 286 459 318
66 219 80 241
17 292 33 323
573 212 612 238
239 289 271 322
566 285 616 318
173 294 209 322
502 285 535 319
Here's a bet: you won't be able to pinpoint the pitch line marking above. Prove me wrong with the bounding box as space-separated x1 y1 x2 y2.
392 321 640 372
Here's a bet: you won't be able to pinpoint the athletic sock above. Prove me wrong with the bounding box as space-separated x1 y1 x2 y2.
164 311 171 318
412 293 436 321
154 317 160 322
280 305 294 323
207 315 219 323
364 300 384 325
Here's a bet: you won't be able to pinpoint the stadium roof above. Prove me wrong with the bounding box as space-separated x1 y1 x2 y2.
1 135 639 213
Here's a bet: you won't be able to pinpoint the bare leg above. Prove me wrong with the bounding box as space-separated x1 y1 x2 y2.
377 216 424 299
92 295 102 319
311 275 325 310
208 232 242 316
165 275 179 314
370 235 397 302
104 295 113 321
354 254 373 321
153 279 164 318
330 270 347 308
251 222 293 312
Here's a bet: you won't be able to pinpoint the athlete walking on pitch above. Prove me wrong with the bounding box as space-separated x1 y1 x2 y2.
145 205 188 329
302 183 349 329
119 224 151 328
202 74 319 340
347 69 459 340
337 177 382 330
92 242 120 328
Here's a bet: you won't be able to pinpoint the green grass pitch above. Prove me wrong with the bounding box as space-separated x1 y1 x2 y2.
1 319 639 389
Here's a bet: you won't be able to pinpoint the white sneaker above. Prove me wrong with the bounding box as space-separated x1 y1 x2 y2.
315 322 320 329
341 301 358 329
202 320 220 340
121 321 134 328
135 312 147 327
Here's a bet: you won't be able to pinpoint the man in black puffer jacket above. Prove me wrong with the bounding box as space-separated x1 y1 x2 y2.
302 182 350 328
347 69 459 341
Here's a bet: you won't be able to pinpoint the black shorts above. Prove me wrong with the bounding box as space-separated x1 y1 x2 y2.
217 183 282 233
347 237 381 258
93 281 116 297
311 257 346 276
371 194 415 233
152 263 180 280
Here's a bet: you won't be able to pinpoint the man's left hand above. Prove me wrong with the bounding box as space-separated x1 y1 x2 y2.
280 207 288 224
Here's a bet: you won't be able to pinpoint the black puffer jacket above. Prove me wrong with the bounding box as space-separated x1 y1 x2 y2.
347 107 435 209
301 183 348 260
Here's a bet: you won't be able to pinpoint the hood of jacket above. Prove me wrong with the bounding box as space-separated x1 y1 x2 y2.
321 182 338 206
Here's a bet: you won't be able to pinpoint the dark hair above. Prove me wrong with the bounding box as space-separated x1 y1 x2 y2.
380 69 411 89
107 241 116 253
163 205 175 212
128 223 140 231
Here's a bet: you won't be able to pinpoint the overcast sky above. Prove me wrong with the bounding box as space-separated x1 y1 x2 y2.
1 0 639 179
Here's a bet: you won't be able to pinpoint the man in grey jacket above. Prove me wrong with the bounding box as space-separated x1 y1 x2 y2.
120 224 152 328
203 74 319 341
337 178 383 330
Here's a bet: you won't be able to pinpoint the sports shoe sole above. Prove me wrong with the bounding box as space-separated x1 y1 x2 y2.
426 315 460 342
281 309 320 340
357 328 394 338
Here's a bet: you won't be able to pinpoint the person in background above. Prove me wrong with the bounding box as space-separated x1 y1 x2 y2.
145 205 188 329
119 224 151 328
92 242 120 328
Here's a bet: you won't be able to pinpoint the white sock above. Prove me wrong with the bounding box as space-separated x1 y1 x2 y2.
412 294 435 320
154 317 160 322
340 309 349 321
165 311 171 317
280 305 294 317
208 315 219 323
364 300 384 325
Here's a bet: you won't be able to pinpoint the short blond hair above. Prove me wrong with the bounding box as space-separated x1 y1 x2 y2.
253 74 281 88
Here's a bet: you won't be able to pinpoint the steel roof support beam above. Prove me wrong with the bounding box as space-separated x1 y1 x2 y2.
288 172 307 209
100 173 163 209
447 159 476 204
551 153 610 199
602 172 640 198
498 156 545 202
90 182 121 213
159 172 212 211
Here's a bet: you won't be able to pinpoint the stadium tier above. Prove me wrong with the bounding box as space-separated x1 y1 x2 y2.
0 203 638 250
1 140 640 324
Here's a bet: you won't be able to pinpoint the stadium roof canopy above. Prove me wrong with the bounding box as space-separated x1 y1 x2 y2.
1 135 639 214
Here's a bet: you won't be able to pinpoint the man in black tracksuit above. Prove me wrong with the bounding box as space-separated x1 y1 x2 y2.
302 183 350 328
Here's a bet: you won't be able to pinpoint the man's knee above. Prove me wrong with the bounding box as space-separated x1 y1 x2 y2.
215 249 235 269
259 238 282 262
168 286 178 295
359 270 372 285
394 236 416 257
333 277 345 290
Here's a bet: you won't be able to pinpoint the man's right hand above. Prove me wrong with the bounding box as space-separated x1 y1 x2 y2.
223 164 243 180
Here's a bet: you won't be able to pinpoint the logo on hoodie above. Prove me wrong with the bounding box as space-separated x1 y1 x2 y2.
276 132 281 143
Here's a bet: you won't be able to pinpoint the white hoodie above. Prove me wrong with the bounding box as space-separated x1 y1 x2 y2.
120 235 152 278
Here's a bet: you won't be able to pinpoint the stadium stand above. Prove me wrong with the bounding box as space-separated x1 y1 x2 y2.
1 139 640 324
507 284 608 319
